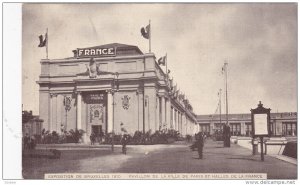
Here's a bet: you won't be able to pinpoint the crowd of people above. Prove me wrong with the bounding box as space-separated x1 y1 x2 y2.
89 131 105 145
23 121 208 158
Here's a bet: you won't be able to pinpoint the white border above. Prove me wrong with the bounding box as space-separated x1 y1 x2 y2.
2 3 22 180
1 1 299 185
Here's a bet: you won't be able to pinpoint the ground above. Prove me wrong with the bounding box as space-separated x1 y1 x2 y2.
22 139 297 179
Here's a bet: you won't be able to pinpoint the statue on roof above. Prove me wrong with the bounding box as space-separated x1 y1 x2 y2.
85 58 97 78
83 57 117 78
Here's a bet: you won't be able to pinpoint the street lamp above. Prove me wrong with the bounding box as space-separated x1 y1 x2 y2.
145 95 150 132
63 96 71 132
111 72 119 152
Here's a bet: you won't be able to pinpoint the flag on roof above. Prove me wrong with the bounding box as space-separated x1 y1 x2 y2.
141 24 150 39
38 33 47 47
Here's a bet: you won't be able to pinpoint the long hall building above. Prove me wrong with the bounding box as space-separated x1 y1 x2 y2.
37 43 198 142
197 112 297 137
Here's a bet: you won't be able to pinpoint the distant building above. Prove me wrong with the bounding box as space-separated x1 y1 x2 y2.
22 110 43 137
37 43 198 142
197 112 297 137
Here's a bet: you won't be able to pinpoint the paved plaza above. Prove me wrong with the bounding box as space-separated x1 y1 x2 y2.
23 139 297 179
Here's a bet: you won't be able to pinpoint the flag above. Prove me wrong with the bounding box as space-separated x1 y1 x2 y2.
172 84 177 96
175 90 179 98
174 84 177 92
179 93 185 100
38 33 47 47
166 69 171 80
169 78 173 89
141 24 150 39
158 56 166 66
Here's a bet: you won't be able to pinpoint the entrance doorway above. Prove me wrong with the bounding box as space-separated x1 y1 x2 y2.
91 125 104 143
91 125 102 135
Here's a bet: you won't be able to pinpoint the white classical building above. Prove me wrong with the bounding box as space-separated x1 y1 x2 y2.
37 43 198 142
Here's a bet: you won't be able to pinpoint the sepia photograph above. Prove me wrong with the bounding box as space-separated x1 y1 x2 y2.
4 2 298 181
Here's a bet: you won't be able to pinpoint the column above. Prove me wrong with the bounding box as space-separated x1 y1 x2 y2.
176 110 179 131
171 107 176 130
76 92 82 130
175 110 178 131
173 108 176 130
175 110 177 131
52 94 58 131
165 98 170 129
178 112 181 133
276 121 282 135
136 91 141 131
241 122 245 136
161 97 166 129
182 114 186 136
49 94 53 131
186 118 189 135
107 91 113 133
170 107 173 129
179 113 182 134
156 96 160 131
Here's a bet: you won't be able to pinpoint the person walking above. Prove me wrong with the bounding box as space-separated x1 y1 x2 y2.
90 132 95 145
98 130 104 144
120 122 129 154
23 134 30 150
121 134 129 154
196 132 204 159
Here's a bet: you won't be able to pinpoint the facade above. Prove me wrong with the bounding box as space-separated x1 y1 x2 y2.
197 112 297 137
37 43 198 142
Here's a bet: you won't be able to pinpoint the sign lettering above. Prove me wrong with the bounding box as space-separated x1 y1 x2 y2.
76 47 116 58
84 93 107 104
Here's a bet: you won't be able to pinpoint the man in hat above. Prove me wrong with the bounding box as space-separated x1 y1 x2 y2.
196 132 205 159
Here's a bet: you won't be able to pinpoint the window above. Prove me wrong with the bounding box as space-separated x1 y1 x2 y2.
245 123 252 136
270 122 275 136
200 124 210 136
214 123 223 133
230 123 241 136
282 122 297 136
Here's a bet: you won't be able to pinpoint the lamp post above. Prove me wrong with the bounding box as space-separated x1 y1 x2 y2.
64 96 71 132
222 62 230 147
219 89 222 130
111 72 119 152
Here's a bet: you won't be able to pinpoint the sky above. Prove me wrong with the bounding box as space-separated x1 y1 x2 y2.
22 3 297 115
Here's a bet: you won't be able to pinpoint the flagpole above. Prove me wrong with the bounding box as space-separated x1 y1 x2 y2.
46 28 48 59
166 53 168 75
224 62 228 126
219 89 222 127
149 19 151 53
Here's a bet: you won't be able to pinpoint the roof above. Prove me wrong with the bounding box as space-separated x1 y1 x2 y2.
197 112 297 121
83 43 139 49
69 43 144 59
